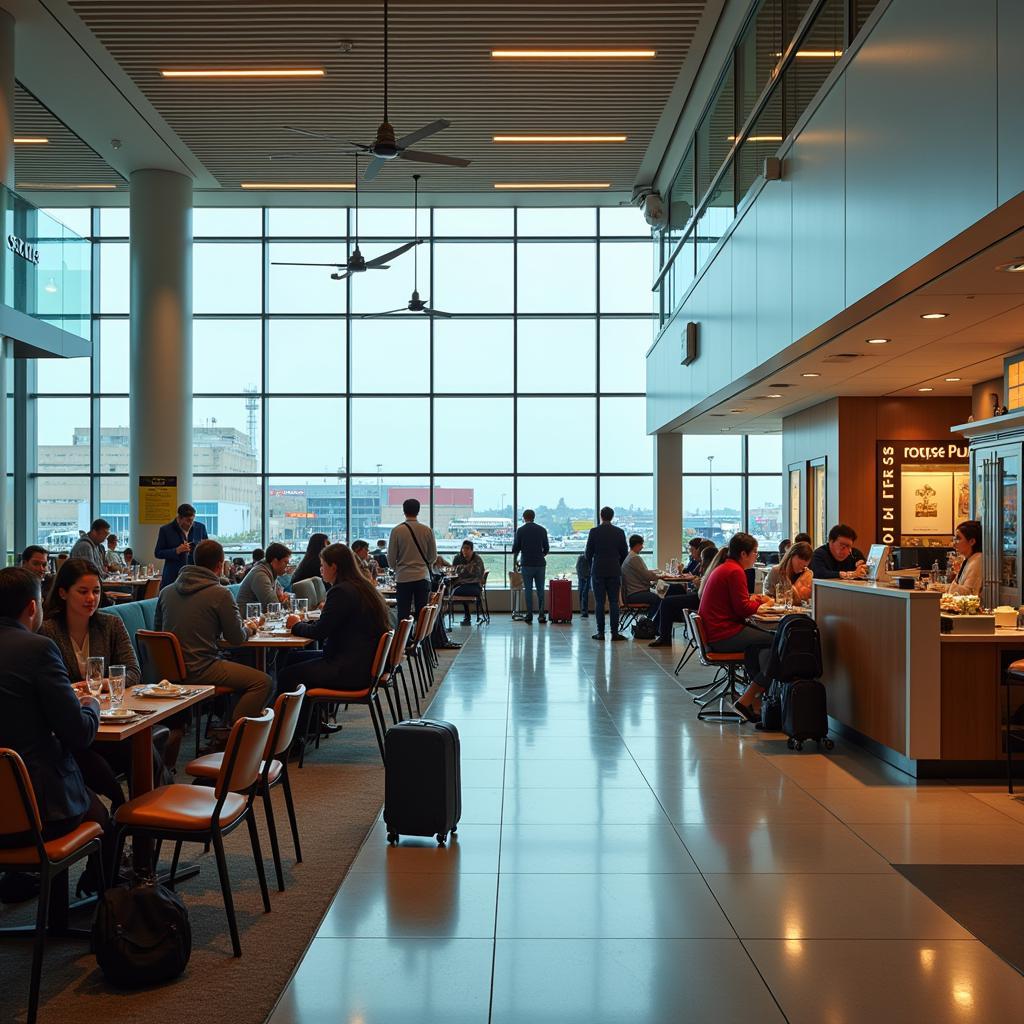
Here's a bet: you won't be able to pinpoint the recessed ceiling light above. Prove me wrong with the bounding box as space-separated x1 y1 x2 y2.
918 387 934 392
866 338 889 345
491 49 656 59
766 394 783 399
729 409 745 414
13 136 48 144
921 312 948 319
996 260 1024 272
161 68 325 78
945 377 961 382
801 372 820 378
240 182 355 190
493 182 610 190
492 134 627 143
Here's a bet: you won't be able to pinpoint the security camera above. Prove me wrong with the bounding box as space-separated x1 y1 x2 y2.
642 192 666 228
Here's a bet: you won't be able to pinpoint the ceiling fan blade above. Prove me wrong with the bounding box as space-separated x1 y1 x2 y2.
271 261 348 268
360 308 409 319
363 239 421 267
362 156 387 182
394 118 451 150
282 126 350 144
397 148 471 168
424 307 454 318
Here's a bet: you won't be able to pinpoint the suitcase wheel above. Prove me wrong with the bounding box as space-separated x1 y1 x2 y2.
387 832 399 844
820 737 835 751
437 833 447 846
786 738 796 750
451 827 458 836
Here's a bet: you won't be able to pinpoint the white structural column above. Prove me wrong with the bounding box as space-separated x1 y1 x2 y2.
0 7 14 561
128 169 193 564
653 432 682 568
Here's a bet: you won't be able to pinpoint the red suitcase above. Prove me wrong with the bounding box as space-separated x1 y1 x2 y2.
548 578 573 623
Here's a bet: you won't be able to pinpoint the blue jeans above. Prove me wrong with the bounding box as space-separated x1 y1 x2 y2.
591 574 620 635
577 573 591 613
521 565 546 614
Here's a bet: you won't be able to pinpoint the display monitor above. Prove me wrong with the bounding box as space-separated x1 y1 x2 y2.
865 543 891 581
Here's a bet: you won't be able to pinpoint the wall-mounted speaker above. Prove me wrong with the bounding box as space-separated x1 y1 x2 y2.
682 321 698 365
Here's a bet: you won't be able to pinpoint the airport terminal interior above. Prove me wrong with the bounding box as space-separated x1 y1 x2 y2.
2 1 1024 1021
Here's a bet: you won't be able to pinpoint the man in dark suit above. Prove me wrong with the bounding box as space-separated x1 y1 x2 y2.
585 506 629 641
512 509 550 623
0 567 109 865
155 502 209 589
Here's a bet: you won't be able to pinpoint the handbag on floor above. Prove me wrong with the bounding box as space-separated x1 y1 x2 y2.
92 876 191 988
631 616 657 640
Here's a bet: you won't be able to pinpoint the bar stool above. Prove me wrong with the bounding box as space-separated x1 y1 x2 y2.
688 613 745 722
1005 659 1024 793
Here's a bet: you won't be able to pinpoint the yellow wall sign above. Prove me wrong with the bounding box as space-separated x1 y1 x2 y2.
138 476 178 525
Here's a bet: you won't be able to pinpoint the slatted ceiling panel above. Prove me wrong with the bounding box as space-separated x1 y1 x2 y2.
67 0 704 192
13 84 124 188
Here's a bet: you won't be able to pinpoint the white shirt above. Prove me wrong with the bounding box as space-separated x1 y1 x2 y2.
947 552 983 597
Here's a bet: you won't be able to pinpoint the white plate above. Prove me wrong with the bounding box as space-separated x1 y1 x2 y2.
101 708 136 721
137 685 187 699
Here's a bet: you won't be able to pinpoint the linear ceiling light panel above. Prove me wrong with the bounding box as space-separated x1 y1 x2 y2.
161 69 325 78
493 182 610 190
491 49 655 59
18 182 117 189
13 136 48 144
240 182 355 190
493 134 627 143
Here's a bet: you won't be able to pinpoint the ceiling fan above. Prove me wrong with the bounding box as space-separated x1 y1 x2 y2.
282 0 470 182
269 154 422 281
363 174 452 319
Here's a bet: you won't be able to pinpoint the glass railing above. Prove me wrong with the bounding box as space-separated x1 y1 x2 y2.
1 184 90 339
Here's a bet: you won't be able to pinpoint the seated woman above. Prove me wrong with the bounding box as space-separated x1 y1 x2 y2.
697 532 774 724
697 546 728 597
649 544 728 649
279 542 390 704
291 533 330 586
451 539 486 625
947 520 983 596
764 541 814 605
40 558 144 809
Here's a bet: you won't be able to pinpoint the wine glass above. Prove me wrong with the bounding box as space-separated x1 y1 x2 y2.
246 602 262 623
86 656 105 700
267 602 282 623
109 664 126 708
296 597 309 619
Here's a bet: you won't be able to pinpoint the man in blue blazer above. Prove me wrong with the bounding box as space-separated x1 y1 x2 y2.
584 506 629 642
0 567 106 846
155 502 209 589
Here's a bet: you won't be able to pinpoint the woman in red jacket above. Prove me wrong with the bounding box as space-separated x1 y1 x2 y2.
697 531 774 723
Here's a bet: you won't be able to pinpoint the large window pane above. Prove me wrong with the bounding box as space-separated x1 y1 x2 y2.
267 398 345 473
598 475 654 550
99 399 129 471
599 242 653 314
98 242 129 314
517 242 596 313
98 477 130 549
268 208 346 237
697 57 735 200
433 243 513 313
517 398 595 472
36 399 89 471
99 320 129 393
683 434 742 473
192 479 261 550
36 475 90 547
350 397 429 473
98 209 129 236
783 0 844 136
350 320 429 393
269 476 346 545
748 474 783 549
433 475 514 577
194 243 262 314
434 320 513 392
748 434 783 473
193 398 261 469
683 474 742 545
517 320 594 393
433 398 513 473
600 320 651 394
600 397 652 473
516 476 595 569
349 240 431 315
350 476 429 537
268 320 345 393
43 208 91 237
600 207 650 237
194 208 263 237
434 208 513 236
268 242 346 314
36 355 90 393
356 209 415 236
736 0 782 128
194 320 262 393
517 208 595 236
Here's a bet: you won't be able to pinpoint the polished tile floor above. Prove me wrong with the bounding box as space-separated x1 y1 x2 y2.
268 617 1024 1023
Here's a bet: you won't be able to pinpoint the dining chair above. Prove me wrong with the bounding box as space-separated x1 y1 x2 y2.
688 613 745 722
291 578 319 608
405 605 434 702
185 686 306 892
445 572 490 627
0 749 105 1024
113 709 275 957
618 583 651 633
378 617 415 722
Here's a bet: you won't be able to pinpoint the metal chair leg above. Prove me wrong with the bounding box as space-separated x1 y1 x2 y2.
262 787 285 892
212 831 241 957
246 811 271 913
26 864 50 1024
280 766 302 863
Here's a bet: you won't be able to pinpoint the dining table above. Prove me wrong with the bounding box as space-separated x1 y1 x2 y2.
219 627 314 673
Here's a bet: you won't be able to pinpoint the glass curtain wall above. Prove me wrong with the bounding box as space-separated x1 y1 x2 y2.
30 205 659 577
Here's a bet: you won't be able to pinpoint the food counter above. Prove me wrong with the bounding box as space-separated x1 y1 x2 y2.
813 579 1023 777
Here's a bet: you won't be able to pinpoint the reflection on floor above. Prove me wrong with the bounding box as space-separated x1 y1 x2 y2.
268 616 1024 1024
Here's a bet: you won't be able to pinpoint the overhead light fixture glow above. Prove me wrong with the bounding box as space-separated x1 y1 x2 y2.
801 372 820 378
493 182 610 190
240 182 355 190
492 134 627 143
161 68 325 78
921 312 948 319
795 49 843 58
43 278 58 294
17 182 117 189
996 260 1024 273
766 394 783 399
866 338 889 345
491 49 656 59
945 377 961 382
13 136 48 144
918 387 934 392
726 135 783 143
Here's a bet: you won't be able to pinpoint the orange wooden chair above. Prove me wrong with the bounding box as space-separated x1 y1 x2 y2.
113 709 275 957
378 617 415 722
0 749 105 1024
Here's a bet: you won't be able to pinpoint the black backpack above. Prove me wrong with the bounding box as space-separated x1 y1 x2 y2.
761 614 823 683
92 878 191 988
631 616 657 640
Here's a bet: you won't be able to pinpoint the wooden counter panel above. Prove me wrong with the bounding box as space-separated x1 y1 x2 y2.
817 586 907 754
939 644 1001 759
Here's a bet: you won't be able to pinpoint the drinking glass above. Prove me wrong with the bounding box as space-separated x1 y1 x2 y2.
775 583 791 609
246 602 262 623
109 665 126 708
296 597 309 619
86 656 105 699
267 602 282 622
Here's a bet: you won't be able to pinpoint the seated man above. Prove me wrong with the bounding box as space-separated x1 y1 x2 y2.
682 537 705 576
20 545 49 580
104 533 125 572
236 542 291 614
71 518 111 579
350 539 379 580
0 567 110 886
372 539 390 571
810 524 867 581
155 540 270 741
622 534 662 615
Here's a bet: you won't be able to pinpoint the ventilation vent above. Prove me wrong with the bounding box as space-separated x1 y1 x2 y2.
823 353 861 363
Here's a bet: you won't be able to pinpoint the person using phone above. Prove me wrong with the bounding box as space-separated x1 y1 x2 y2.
155 502 209 589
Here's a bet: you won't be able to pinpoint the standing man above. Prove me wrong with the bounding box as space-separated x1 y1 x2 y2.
387 498 438 623
155 503 209 590
585 506 629 641
71 519 112 579
575 550 592 618
512 509 550 624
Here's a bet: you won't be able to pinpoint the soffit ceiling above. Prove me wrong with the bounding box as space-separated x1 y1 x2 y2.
63 0 706 194
680 227 1024 435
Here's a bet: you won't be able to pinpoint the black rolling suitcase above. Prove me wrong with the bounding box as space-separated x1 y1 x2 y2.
779 679 834 751
762 615 833 751
384 719 461 846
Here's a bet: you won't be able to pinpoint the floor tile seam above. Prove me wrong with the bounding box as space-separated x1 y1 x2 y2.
961 790 1024 827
